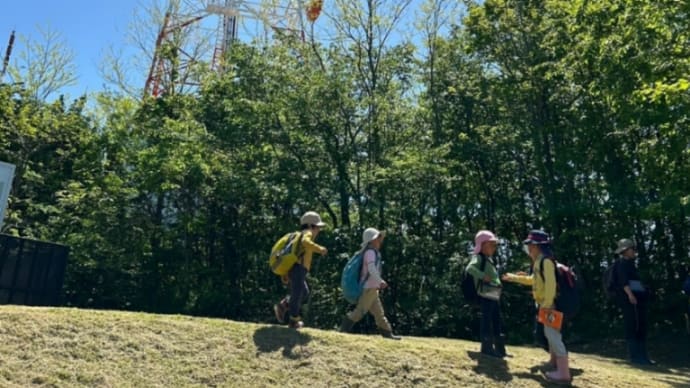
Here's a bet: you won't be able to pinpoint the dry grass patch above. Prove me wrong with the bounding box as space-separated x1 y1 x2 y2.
0 306 687 387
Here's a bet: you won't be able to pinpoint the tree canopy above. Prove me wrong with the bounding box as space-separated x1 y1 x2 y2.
1 0 689 342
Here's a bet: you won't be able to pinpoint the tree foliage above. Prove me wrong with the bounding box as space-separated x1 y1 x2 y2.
1 0 689 342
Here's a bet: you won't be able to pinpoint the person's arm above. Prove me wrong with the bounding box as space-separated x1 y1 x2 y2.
301 231 327 255
502 272 534 286
617 260 637 304
364 250 383 286
541 259 557 309
466 256 484 279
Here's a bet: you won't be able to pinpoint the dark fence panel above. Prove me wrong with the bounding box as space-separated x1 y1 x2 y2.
0 234 69 306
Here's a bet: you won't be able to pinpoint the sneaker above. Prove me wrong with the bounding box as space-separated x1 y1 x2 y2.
288 317 304 329
273 303 286 324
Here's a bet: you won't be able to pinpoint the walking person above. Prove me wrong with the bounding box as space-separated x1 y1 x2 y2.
502 230 571 384
614 238 654 365
273 211 328 329
339 227 401 340
466 230 508 358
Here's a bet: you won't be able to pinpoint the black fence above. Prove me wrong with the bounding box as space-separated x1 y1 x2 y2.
0 234 69 306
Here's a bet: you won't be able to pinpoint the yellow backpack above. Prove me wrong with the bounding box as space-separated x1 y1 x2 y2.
269 232 303 276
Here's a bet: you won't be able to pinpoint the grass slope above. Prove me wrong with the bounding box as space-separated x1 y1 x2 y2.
0 306 688 387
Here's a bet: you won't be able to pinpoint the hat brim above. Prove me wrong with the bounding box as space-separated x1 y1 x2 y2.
615 246 633 254
523 239 549 245
315 221 326 227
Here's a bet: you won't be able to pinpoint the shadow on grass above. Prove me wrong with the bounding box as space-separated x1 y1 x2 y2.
253 325 313 359
466 350 513 383
570 335 690 375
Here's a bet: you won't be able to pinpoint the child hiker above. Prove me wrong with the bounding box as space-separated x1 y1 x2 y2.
339 227 401 340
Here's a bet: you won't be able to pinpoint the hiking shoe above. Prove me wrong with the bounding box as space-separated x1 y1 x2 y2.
273 304 286 324
379 329 401 340
288 316 304 329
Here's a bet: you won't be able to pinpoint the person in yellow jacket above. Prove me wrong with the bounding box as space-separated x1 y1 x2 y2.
502 230 571 385
273 211 328 329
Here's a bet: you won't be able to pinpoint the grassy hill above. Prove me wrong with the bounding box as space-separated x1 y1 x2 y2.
0 306 688 387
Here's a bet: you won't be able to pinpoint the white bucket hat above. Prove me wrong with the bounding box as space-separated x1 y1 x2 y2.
361 227 386 249
300 211 326 227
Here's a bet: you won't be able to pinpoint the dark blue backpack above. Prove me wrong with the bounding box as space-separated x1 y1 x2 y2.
539 257 583 319
341 248 379 304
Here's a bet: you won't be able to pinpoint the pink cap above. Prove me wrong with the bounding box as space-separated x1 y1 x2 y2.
473 230 498 254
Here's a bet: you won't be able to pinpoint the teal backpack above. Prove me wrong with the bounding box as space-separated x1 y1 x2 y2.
341 248 379 304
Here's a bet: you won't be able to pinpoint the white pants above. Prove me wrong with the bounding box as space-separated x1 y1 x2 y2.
544 325 567 356
347 288 392 332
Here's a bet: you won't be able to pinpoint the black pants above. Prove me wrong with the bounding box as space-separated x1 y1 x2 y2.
619 295 648 341
288 264 309 319
480 297 502 343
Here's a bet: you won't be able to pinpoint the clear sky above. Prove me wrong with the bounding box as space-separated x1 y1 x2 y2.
1 0 142 98
1 0 450 99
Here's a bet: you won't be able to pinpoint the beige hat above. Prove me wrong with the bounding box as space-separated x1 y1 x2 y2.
615 238 635 254
361 227 385 249
300 211 326 227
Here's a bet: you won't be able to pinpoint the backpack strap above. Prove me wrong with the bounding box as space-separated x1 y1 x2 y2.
294 232 305 263
538 256 557 282
360 248 380 284
479 254 488 272
475 254 489 291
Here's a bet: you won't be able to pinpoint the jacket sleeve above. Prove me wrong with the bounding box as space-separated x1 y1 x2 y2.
541 259 557 308
300 232 326 255
504 273 534 286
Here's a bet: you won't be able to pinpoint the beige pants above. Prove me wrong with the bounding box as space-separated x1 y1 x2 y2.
347 288 392 332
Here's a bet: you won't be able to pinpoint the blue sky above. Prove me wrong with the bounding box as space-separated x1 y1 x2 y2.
1 0 454 99
1 0 142 97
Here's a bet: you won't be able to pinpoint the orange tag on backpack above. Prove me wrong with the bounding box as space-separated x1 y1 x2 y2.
538 308 563 330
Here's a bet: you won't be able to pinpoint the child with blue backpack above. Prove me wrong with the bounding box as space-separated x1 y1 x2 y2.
339 228 401 340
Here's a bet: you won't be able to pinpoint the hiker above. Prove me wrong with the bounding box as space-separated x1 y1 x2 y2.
273 211 328 329
502 230 571 384
614 238 654 365
466 230 508 358
339 227 401 340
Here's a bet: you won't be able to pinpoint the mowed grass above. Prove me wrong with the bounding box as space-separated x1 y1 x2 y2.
0 306 688 387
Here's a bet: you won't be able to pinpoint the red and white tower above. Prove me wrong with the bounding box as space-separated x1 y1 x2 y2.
144 0 323 98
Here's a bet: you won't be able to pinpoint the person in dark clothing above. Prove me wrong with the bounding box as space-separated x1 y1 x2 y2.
614 238 654 365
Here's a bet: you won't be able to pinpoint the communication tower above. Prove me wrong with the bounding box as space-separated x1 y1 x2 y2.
144 0 323 97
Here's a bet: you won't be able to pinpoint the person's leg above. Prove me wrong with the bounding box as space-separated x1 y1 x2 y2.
479 298 498 356
342 289 377 332
543 325 571 383
619 299 641 362
273 296 289 323
636 299 654 364
287 264 308 327
491 300 508 357
368 291 400 340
